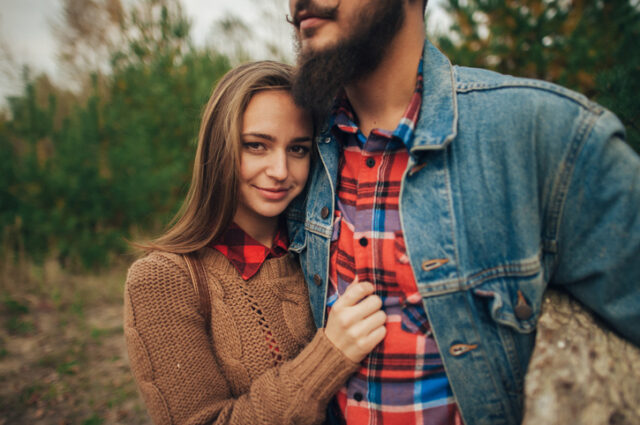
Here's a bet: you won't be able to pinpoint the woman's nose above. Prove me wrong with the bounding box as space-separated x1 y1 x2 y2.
265 151 288 181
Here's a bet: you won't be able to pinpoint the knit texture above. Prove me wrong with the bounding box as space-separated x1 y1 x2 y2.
124 248 359 425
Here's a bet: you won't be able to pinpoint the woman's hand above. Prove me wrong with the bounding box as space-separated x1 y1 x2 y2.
324 280 387 363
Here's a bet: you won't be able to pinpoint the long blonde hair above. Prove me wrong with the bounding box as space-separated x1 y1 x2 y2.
139 61 295 253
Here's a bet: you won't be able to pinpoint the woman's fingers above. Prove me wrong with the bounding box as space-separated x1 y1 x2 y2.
333 280 375 310
328 309 387 362
324 281 387 363
362 324 387 349
353 292 383 316
349 309 387 338
331 290 382 329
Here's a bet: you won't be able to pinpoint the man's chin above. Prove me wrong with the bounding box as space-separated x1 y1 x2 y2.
292 0 405 114
299 34 338 57
298 41 319 58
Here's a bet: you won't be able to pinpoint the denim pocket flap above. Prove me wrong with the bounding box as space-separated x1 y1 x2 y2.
472 270 544 333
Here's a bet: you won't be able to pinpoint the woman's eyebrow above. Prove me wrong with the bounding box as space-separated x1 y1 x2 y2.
242 132 274 141
243 133 313 143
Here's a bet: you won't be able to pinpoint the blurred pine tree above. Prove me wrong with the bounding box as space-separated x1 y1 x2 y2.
434 0 640 152
0 0 231 269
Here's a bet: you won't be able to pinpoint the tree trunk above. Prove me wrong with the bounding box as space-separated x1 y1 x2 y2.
522 290 640 425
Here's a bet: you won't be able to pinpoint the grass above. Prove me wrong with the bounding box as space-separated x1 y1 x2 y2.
3 296 30 314
0 255 150 424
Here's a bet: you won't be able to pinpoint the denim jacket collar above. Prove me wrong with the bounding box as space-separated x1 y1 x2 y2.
410 41 458 153
314 41 457 150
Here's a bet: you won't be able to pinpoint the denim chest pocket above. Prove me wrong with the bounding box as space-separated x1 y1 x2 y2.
470 262 545 394
471 262 545 334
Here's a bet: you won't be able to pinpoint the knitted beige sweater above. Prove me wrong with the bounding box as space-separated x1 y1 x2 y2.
124 248 358 425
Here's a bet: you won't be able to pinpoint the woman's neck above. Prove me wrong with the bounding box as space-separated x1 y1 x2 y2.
232 210 278 248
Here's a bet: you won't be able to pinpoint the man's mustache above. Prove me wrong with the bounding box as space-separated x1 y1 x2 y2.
289 0 338 28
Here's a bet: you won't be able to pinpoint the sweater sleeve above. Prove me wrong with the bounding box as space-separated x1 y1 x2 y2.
124 252 359 425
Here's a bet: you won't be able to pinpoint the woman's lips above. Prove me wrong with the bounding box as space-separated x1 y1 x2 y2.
255 186 290 201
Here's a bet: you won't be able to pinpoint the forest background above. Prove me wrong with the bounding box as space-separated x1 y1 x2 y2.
0 0 639 424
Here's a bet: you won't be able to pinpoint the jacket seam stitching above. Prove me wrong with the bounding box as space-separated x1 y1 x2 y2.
466 263 542 288
544 109 600 271
415 254 542 296
456 80 603 113
453 254 543 290
443 149 462 289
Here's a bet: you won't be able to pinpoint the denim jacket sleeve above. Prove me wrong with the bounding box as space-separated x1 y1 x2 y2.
548 109 640 346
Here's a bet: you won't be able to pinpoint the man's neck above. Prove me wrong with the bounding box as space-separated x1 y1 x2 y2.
344 12 425 138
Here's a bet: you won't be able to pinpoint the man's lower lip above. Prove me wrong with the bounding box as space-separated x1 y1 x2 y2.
300 17 327 31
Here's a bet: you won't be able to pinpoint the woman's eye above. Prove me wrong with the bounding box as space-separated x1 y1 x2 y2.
289 145 310 156
243 142 264 152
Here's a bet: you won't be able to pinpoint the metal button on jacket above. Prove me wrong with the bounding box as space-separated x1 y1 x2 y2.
320 206 330 219
514 290 533 320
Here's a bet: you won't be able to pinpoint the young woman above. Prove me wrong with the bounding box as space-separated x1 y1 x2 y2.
124 61 386 425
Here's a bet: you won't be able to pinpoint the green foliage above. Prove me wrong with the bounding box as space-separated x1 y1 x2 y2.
2 294 29 314
2 294 34 335
0 0 231 269
82 414 105 425
596 60 640 152
434 0 640 152
3 0 637 268
57 359 80 375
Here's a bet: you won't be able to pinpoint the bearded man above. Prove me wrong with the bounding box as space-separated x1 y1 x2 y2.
285 0 640 424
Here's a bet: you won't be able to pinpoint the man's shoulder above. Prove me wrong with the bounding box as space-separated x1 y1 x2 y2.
451 65 603 114
425 64 627 171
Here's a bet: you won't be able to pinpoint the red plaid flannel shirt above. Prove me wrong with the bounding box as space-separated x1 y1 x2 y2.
211 222 289 280
327 60 462 424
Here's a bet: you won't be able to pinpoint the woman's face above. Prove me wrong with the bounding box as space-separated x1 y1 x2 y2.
234 90 313 234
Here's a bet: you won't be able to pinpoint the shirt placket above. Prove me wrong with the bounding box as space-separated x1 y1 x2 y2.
353 141 382 287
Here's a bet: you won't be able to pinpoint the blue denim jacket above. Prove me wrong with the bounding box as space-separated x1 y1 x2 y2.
287 41 640 425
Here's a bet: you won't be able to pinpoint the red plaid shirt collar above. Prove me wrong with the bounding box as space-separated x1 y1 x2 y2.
211 222 289 280
331 59 424 148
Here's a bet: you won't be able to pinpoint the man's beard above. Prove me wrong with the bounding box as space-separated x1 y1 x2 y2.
292 0 405 117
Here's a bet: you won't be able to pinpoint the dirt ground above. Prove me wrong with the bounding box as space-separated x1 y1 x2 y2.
4 256 639 425
0 258 151 425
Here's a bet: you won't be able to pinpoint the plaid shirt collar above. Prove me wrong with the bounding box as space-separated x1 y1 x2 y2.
331 59 424 148
211 222 289 280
